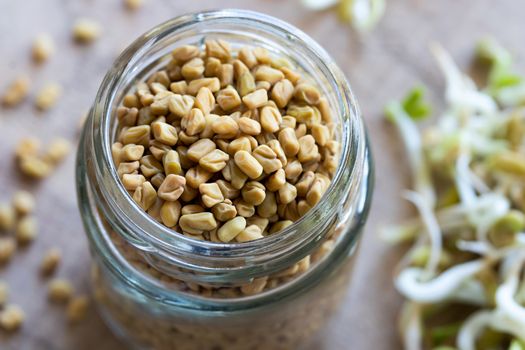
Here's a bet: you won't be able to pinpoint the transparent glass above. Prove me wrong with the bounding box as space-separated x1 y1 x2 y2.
76 9 373 350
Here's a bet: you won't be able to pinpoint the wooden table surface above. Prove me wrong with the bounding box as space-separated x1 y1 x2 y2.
0 1 523 349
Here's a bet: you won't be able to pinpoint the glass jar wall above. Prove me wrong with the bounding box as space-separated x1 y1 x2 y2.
76 9 373 350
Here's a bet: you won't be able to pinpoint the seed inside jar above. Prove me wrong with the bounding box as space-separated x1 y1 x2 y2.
113 39 340 242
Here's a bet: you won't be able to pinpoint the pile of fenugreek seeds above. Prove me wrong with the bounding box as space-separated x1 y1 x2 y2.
112 39 339 243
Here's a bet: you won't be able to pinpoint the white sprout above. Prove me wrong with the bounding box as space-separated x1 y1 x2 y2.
339 0 386 32
495 252 525 329
300 0 339 10
399 301 423 350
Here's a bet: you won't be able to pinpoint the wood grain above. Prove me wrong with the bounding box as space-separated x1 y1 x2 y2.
0 1 523 349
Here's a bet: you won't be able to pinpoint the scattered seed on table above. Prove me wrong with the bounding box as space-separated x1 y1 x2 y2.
44 138 72 163
40 248 61 276
0 281 7 306
0 304 24 331
72 18 102 43
67 296 89 323
124 0 143 10
48 279 73 303
0 204 15 231
15 216 37 245
2 76 30 107
12 190 35 215
32 33 54 63
35 82 62 111
0 238 16 264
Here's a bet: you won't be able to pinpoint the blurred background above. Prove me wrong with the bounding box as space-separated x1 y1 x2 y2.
0 0 523 349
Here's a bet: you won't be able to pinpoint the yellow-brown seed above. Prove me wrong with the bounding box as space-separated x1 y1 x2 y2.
157 174 185 201
16 216 37 245
271 79 294 108
212 201 237 221
235 198 255 218
168 94 194 117
160 200 181 228
72 18 102 43
182 108 206 136
293 83 321 105
187 139 216 162
242 89 268 110
0 204 15 231
311 123 330 146
297 135 319 163
236 225 263 242
227 137 252 156
172 45 200 63
2 76 30 107
218 216 246 242
255 65 284 84
277 182 297 204
216 85 241 111
238 47 258 68
266 168 286 192
205 57 221 77
40 248 61 276
48 279 73 303
241 181 266 206
212 116 239 138
133 181 157 211
199 183 224 208
241 277 267 295
120 144 144 162
152 122 178 146
170 81 187 94
179 212 217 235
205 39 231 62
187 77 221 95
67 296 89 323
117 161 139 177
32 33 54 63
260 106 282 133
139 155 163 177
15 138 40 159
296 171 315 197
0 304 24 331
199 149 229 172
238 117 261 136
120 125 151 146
238 72 256 97
278 128 300 158
257 192 277 218
269 220 294 234
185 166 213 188
163 150 183 176
219 63 234 88
252 145 282 174
234 150 263 179
0 238 16 264
122 174 146 191
19 155 52 178
12 191 35 215
194 87 215 114
181 57 205 80
285 159 303 182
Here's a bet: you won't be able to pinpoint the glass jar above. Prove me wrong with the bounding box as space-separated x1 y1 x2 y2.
76 9 373 350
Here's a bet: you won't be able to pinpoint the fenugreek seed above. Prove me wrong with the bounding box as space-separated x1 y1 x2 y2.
161 150 181 176
205 57 221 77
194 87 215 114
288 105 321 126
147 198 163 222
266 168 286 192
124 0 143 10
285 159 303 182
216 86 241 111
218 216 246 242
0 238 16 264
0 282 7 305
150 92 171 115
178 130 199 145
121 125 151 146
137 107 155 125
32 33 54 63
40 248 61 276
238 117 261 136
180 184 198 202
236 225 263 242
238 47 258 68
241 277 267 295
269 220 294 234
298 135 319 163
12 191 35 215
255 65 284 84
212 201 237 222
234 150 263 179
281 66 301 84
117 107 138 127
72 18 102 43
205 39 231 62
187 138 216 162
219 64 234 88
0 305 24 331
311 123 330 146
133 181 157 211
260 106 282 133
255 80 272 91
157 174 185 201
19 155 52 178
211 115 239 138
136 82 154 106
16 216 37 245
253 47 271 64
181 204 205 215
296 171 315 197
139 155 163 177
199 183 224 208
246 216 270 233
257 191 277 218
294 83 321 105
172 45 200 63
279 201 300 221
117 161 139 177
149 70 170 87
234 199 255 217
280 116 297 130
215 180 239 200
122 174 146 191
266 140 287 167
15 138 40 159
187 78 221 95
297 199 312 217
168 94 194 118
179 212 217 235
242 89 268 110
241 181 266 206
295 123 307 138
120 144 144 162
199 149 229 172
0 204 15 231
160 200 181 228
181 108 206 136
67 296 89 323
170 81 187 94
185 166 213 188
252 145 282 174
2 76 30 107
277 182 297 204
35 83 62 111
48 279 73 303
271 79 294 108
306 176 329 206
227 137 252 156
238 72 256 97
44 138 71 163
181 57 204 80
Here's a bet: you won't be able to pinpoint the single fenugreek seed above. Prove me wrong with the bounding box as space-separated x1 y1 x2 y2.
2 76 30 107
117 161 139 177
195 87 215 114
257 191 277 218
181 57 204 80
19 155 52 178
12 190 35 215
121 174 146 191
199 183 224 208
139 155 163 177
246 216 270 233
157 174 185 201
241 181 266 206
181 108 206 136
285 159 303 182
227 137 252 156
181 204 205 215
238 47 258 68
172 45 200 63
185 166 213 188
219 63 234 87
253 47 271 64
218 216 246 242
234 199 255 217
0 238 16 264
311 123 330 146
48 279 73 303
168 94 194 118
255 65 284 84
0 204 15 231
179 212 217 235
296 171 315 197
170 81 187 94
242 89 268 110
49 77 72 102
266 168 286 192
44 138 71 163
212 200 237 222
120 144 144 162
117 106 138 127
260 106 282 133
306 176 329 206
205 39 231 62
187 138 216 162
252 145 282 174
237 117 261 136
120 125 151 146
67 296 89 323
212 116 239 138
151 121 178 146
267 140 287 167
234 150 263 179
294 83 321 105
288 104 321 126
160 200 181 228
163 150 183 176
32 33 54 63
298 135 319 163
0 282 7 306
124 0 143 10
199 149 229 172
0 304 24 331
40 248 61 276
238 72 256 97
269 220 294 234
187 78 221 95
277 182 297 204
72 18 102 43
271 79 294 108
15 138 40 159
16 216 37 245
205 57 221 77
241 277 267 295
236 225 263 242
216 85 241 111
133 181 157 211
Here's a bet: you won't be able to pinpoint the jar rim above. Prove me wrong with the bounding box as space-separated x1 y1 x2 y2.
88 9 366 273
